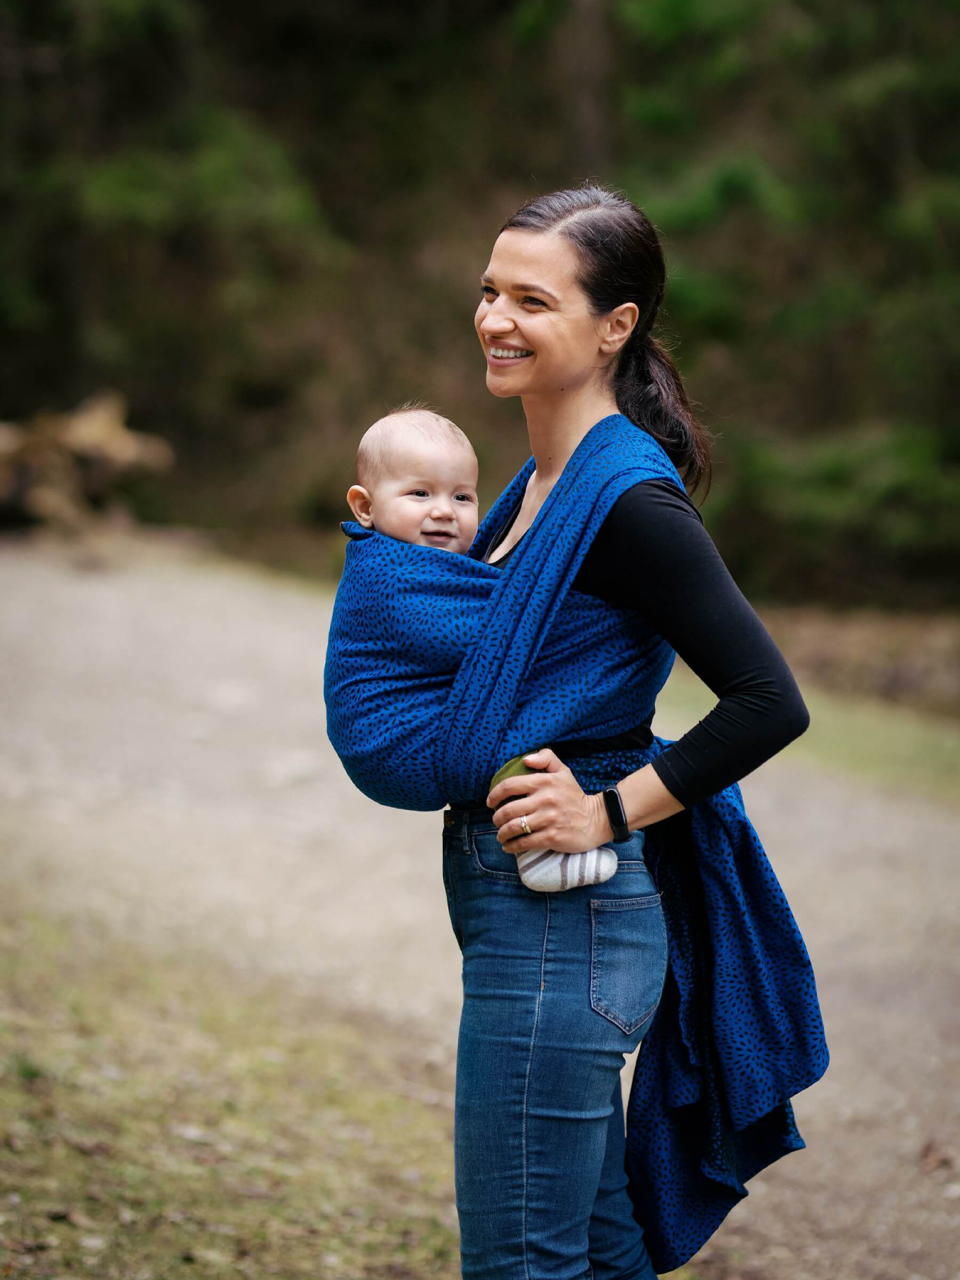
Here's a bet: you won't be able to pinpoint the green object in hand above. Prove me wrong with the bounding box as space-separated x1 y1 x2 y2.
489 753 537 807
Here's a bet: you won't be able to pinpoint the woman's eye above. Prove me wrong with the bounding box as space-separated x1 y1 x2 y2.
523 296 546 307
480 285 496 298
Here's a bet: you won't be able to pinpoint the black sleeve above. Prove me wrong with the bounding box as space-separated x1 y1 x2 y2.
579 478 811 808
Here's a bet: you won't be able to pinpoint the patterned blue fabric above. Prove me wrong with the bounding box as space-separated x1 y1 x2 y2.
324 412 830 1271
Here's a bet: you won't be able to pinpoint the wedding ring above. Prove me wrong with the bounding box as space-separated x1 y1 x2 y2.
520 814 532 837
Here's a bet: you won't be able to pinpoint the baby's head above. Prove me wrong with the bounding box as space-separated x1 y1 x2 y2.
347 404 480 553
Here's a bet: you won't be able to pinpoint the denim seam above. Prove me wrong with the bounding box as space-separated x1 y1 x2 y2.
447 828 469 948
443 851 464 951
589 894 660 911
521 895 550 1280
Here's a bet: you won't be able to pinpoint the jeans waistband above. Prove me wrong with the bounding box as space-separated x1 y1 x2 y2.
443 803 497 829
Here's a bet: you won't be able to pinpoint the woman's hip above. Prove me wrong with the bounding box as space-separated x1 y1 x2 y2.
441 812 669 1046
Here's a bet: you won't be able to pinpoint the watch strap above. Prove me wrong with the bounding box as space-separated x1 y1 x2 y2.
602 784 630 844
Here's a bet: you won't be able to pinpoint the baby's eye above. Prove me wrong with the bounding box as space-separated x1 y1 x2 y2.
455 493 475 503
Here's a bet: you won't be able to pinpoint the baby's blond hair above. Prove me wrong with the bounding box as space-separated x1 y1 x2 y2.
356 399 474 492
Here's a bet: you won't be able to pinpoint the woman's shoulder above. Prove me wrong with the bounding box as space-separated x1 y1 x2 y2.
607 476 705 528
572 475 709 607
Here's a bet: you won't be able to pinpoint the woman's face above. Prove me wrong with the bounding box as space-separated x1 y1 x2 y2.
475 229 616 400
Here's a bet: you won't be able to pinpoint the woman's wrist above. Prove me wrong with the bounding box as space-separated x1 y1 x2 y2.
595 763 685 837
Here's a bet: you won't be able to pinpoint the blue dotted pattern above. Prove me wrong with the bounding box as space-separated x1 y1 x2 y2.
323 413 830 1272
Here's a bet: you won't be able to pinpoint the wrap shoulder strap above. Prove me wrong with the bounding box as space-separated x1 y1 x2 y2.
435 413 683 799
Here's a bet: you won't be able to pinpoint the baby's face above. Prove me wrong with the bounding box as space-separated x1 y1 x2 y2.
359 438 480 554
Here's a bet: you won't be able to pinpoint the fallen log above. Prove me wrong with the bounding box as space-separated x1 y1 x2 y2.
0 390 175 537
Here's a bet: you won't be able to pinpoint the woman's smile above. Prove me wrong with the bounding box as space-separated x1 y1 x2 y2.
486 344 535 366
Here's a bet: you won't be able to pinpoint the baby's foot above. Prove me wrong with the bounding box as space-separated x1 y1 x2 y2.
515 845 618 893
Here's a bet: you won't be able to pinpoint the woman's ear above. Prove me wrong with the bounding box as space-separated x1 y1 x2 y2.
598 302 640 356
346 484 375 526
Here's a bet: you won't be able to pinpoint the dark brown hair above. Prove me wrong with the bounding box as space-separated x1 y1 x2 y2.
500 183 712 496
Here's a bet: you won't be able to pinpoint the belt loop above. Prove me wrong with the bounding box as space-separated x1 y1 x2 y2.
461 816 471 856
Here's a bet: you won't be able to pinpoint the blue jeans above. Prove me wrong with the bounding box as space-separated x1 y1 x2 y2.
441 806 668 1280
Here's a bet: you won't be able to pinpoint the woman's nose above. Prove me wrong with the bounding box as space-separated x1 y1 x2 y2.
480 318 513 337
479 303 514 337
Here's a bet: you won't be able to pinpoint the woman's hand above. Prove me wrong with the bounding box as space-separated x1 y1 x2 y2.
485 748 610 854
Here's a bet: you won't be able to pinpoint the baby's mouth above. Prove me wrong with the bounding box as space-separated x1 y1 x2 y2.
423 530 456 543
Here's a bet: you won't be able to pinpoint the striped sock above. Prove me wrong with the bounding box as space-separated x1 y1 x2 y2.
515 844 619 893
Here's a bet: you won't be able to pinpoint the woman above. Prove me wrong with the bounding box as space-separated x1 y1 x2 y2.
439 185 826 1278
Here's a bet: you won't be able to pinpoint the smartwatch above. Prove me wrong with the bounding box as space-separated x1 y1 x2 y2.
601 784 630 844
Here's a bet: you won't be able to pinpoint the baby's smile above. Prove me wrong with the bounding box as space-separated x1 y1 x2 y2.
419 527 465 552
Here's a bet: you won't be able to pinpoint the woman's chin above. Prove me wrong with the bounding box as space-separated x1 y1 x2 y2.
485 370 525 399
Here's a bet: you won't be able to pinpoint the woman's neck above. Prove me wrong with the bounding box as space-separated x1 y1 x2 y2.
519 385 621 488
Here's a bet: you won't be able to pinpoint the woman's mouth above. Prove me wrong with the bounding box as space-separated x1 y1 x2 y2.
487 345 534 366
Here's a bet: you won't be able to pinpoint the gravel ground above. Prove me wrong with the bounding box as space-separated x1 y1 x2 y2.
1 527 958 1280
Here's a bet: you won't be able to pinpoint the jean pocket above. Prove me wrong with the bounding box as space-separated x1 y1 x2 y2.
469 829 522 881
589 894 668 1034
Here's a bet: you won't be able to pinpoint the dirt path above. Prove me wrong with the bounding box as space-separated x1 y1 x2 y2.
1 529 957 1280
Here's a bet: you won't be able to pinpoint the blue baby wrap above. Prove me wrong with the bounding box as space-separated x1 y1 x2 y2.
323 412 829 1271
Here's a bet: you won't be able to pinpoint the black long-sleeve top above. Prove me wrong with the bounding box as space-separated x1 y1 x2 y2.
482 477 810 809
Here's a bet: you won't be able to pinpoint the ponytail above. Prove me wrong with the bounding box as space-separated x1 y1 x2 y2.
614 334 712 497
500 182 713 498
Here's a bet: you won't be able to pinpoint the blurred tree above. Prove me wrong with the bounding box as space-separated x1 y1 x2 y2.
555 0 612 176
0 0 957 604
0 0 340 447
609 0 960 604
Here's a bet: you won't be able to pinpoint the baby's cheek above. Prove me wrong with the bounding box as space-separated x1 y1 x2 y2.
463 517 481 551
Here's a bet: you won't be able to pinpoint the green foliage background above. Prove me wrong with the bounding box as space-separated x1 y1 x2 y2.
2 0 958 605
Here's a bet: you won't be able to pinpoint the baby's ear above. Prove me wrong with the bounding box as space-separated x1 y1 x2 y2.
346 484 374 525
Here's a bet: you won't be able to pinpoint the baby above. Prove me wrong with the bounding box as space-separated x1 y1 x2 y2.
344 403 619 893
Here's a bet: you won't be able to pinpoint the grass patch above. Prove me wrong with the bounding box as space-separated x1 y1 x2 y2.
0 909 460 1278
0 907 699 1280
660 661 960 808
